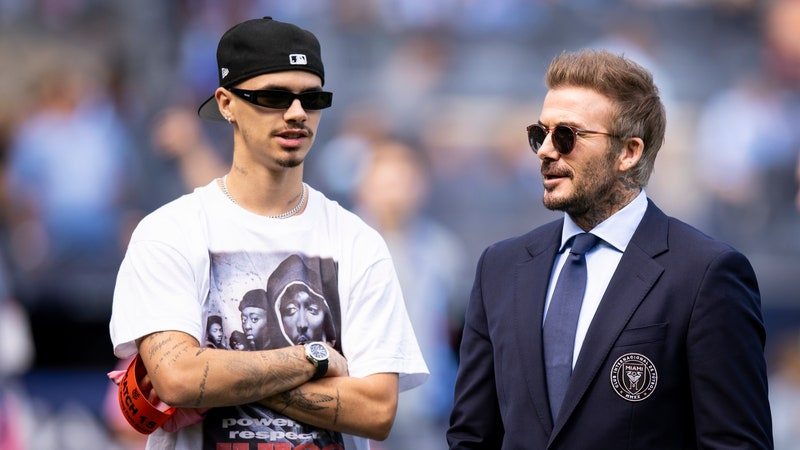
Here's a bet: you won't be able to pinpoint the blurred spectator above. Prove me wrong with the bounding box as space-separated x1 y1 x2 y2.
693 0 800 252
308 103 391 206
0 61 34 446
145 106 227 208
763 0 800 88
5 43 136 318
0 251 34 450
694 74 797 249
374 34 450 136
353 139 467 450
422 99 557 265
0 258 34 379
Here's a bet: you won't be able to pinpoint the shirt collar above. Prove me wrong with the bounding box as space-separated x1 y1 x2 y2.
560 190 648 253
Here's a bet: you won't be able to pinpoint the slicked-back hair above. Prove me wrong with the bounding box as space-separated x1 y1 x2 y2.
546 49 666 187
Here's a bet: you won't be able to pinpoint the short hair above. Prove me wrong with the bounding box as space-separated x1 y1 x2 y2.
545 49 666 187
206 315 223 331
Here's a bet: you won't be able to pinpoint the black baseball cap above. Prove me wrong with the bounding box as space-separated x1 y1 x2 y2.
198 17 325 121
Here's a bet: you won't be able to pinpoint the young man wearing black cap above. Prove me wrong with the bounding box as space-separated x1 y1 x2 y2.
110 17 428 450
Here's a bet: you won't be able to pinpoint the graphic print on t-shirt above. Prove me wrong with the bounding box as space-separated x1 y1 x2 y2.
202 251 344 450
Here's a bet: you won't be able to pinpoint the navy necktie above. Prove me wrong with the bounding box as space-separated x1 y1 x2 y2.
543 232 600 420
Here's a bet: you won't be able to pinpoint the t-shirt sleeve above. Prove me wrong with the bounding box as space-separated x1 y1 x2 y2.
109 232 205 359
342 252 429 392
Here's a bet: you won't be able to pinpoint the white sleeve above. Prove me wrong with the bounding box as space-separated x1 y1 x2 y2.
342 256 429 392
109 237 205 358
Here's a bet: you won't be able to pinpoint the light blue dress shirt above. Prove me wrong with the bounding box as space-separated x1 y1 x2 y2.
543 190 648 368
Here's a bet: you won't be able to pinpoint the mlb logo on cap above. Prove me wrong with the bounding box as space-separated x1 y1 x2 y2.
290 54 307 65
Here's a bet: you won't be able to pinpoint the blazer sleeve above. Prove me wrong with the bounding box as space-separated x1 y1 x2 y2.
687 249 773 448
448 247 504 449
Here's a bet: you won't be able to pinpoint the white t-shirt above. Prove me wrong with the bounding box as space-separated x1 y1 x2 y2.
110 181 429 450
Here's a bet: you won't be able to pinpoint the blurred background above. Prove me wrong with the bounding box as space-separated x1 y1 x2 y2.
0 0 798 448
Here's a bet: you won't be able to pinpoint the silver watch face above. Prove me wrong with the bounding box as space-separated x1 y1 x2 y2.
308 342 328 360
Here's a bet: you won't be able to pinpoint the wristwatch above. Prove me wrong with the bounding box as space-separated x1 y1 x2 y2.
304 341 329 380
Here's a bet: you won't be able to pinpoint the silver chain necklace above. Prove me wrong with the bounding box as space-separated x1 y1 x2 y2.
219 175 307 219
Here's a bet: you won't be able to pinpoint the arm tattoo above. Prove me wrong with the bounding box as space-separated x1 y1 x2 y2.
170 341 190 364
278 389 335 414
228 351 302 398
333 387 341 425
147 334 174 359
194 362 210 407
195 348 207 357
228 360 263 398
155 340 190 374
258 350 298 365
147 334 175 375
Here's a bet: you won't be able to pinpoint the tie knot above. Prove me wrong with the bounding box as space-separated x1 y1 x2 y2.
569 233 599 257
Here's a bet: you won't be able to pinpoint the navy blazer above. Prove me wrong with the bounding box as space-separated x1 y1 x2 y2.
448 200 772 449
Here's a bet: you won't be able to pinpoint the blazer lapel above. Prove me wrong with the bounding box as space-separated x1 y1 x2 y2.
548 201 669 445
515 221 562 435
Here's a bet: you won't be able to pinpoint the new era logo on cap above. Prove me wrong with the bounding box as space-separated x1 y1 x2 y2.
289 54 307 65
221 68 230 79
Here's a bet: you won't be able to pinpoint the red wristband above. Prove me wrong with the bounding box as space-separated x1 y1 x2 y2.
118 355 176 434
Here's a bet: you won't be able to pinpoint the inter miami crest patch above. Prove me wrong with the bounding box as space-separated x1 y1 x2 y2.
610 353 657 402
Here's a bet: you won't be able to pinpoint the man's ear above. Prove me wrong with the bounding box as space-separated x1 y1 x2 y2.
618 137 644 173
215 87 234 122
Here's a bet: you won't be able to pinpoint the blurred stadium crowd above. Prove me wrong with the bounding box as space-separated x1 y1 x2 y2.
0 0 799 449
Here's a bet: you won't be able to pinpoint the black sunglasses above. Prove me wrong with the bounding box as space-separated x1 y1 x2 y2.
229 87 333 110
527 123 618 155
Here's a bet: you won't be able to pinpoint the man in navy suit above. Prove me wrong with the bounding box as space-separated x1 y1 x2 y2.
447 50 772 449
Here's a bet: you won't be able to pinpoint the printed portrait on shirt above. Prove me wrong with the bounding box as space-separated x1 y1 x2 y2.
267 254 338 347
205 315 227 349
228 330 246 350
237 288 273 350
204 251 343 449
206 251 341 354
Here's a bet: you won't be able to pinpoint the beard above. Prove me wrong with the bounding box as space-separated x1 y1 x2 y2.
541 148 620 218
276 155 304 168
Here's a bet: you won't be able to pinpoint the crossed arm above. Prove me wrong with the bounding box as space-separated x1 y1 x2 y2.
137 330 398 440
260 373 398 440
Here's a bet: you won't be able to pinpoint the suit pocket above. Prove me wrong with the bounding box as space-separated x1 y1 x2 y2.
615 322 667 347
